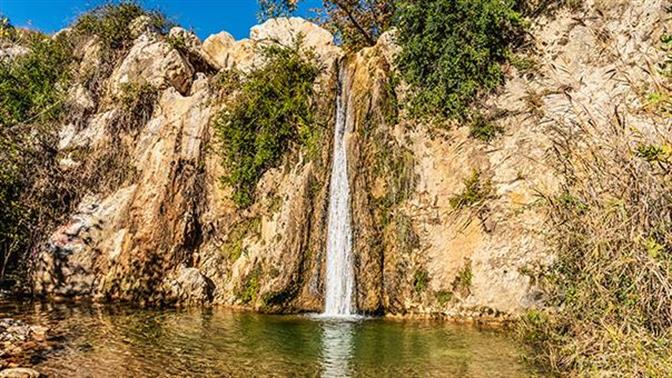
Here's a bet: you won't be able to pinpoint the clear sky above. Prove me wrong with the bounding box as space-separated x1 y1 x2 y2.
0 0 322 40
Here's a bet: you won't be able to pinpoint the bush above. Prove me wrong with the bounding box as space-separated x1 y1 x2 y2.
468 112 504 142
73 1 170 50
519 124 672 375
213 40 321 207
413 269 429 293
395 0 523 120
0 27 76 278
0 34 73 127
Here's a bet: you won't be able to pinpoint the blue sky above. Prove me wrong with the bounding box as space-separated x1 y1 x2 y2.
0 0 322 40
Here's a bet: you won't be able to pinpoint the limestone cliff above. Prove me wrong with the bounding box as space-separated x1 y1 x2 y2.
28 0 671 320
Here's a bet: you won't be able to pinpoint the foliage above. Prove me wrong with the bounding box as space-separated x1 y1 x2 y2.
449 170 493 209
319 0 395 50
73 1 170 50
435 290 453 305
238 267 261 304
0 27 76 277
213 40 321 207
456 262 472 289
0 35 73 127
468 112 504 142
395 0 523 120
519 122 672 375
515 0 583 17
115 82 158 129
0 15 16 41
413 269 429 293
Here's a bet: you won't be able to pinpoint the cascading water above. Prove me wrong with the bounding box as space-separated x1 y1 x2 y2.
322 67 356 317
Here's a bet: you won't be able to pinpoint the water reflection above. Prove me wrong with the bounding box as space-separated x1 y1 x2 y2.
0 300 531 377
320 320 355 378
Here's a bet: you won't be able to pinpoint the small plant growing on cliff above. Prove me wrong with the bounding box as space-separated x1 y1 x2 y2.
468 112 504 142
213 39 321 207
0 23 75 277
115 82 158 129
449 170 494 209
413 269 429 293
238 267 261 304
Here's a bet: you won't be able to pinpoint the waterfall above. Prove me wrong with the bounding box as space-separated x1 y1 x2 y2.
323 67 356 317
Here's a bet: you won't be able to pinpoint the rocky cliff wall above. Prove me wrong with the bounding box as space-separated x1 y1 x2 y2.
29 0 671 320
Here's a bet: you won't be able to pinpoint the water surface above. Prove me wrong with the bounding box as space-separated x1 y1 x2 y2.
1 300 530 377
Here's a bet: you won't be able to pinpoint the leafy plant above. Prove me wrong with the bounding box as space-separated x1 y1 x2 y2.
213 39 321 207
73 1 170 50
413 269 429 293
238 267 261 304
395 0 523 120
468 112 504 142
449 170 494 209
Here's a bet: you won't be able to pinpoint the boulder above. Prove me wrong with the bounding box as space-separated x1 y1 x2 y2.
251 17 342 68
201 31 237 70
202 17 342 73
108 32 194 95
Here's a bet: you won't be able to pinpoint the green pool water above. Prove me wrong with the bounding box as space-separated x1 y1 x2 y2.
1 300 531 377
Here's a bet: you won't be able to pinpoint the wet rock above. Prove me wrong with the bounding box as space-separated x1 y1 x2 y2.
0 319 49 372
163 266 214 305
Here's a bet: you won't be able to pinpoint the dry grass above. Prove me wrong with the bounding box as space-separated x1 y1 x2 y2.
519 116 672 375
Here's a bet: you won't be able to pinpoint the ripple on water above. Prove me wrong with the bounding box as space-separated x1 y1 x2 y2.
0 300 531 377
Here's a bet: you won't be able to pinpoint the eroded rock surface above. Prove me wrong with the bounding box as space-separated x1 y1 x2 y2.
30 1 671 320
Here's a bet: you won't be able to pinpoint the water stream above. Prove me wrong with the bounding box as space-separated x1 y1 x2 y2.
323 66 356 317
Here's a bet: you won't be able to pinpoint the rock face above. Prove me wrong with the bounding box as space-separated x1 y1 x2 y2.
108 32 194 95
33 17 338 312
30 1 671 320
202 17 341 73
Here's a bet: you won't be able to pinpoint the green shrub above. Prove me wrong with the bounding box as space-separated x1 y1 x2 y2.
0 27 76 277
468 112 504 142
395 0 523 120
238 267 261 304
213 40 321 207
0 15 16 42
436 290 453 305
0 34 73 127
413 269 429 293
449 170 493 209
73 1 170 50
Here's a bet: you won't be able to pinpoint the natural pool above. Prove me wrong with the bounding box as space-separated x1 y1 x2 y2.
1 300 531 377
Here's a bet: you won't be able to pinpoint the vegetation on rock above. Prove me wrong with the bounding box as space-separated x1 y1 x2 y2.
449 170 493 209
73 1 170 50
521 127 672 375
395 0 523 120
213 40 322 207
0 3 168 279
